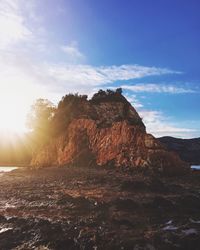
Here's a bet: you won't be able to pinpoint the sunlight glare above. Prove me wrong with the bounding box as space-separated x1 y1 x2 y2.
0 94 27 134
0 80 44 135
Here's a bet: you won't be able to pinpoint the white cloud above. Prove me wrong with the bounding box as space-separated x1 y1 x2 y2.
123 96 197 138
123 94 144 108
121 84 198 137
46 64 179 88
0 0 32 49
0 58 177 102
122 83 195 94
138 110 196 138
61 41 85 61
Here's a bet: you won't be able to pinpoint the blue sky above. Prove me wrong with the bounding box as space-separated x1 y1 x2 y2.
0 0 199 138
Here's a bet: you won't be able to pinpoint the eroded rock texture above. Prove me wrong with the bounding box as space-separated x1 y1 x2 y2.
32 92 189 175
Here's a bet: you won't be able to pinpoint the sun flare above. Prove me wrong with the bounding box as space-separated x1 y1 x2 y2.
0 58 50 136
0 95 27 134
0 81 43 135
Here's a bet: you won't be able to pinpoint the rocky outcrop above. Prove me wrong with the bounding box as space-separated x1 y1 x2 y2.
32 91 189 175
158 136 200 165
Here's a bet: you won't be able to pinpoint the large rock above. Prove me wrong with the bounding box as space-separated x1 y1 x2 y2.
31 92 189 175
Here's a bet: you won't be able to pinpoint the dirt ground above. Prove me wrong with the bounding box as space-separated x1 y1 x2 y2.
0 166 200 250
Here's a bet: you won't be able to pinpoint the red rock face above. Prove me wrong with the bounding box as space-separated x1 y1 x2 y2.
31 98 189 175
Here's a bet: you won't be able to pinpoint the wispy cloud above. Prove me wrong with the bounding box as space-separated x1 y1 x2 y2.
46 64 179 88
124 93 144 108
123 95 197 138
1 52 179 99
139 110 196 138
61 41 85 61
122 83 196 94
0 0 32 49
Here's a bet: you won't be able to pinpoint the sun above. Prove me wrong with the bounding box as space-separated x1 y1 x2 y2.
0 61 50 136
0 94 27 134
0 62 52 136
0 82 40 135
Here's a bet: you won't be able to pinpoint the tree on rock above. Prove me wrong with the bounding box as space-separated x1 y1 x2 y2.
26 99 55 145
116 88 122 95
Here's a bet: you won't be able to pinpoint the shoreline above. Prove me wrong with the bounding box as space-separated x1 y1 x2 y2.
0 163 30 168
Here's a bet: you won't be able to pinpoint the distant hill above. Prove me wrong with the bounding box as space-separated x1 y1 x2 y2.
158 137 200 165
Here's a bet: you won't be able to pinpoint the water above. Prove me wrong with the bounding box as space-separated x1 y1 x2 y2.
0 166 200 171
0 166 18 172
191 165 200 170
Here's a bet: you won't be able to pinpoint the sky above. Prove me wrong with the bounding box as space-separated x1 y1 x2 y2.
0 0 199 138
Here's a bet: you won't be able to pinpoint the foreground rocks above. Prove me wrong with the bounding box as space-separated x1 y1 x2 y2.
0 167 200 249
31 90 189 175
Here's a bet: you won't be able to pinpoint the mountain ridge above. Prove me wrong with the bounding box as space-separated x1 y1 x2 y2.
158 136 200 165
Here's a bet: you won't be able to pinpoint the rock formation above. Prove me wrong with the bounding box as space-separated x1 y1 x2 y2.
31 90 189 175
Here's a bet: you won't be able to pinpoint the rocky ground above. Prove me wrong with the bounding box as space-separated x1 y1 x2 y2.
0 166 200 250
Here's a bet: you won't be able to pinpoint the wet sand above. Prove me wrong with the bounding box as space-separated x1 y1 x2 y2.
0 166 200 249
